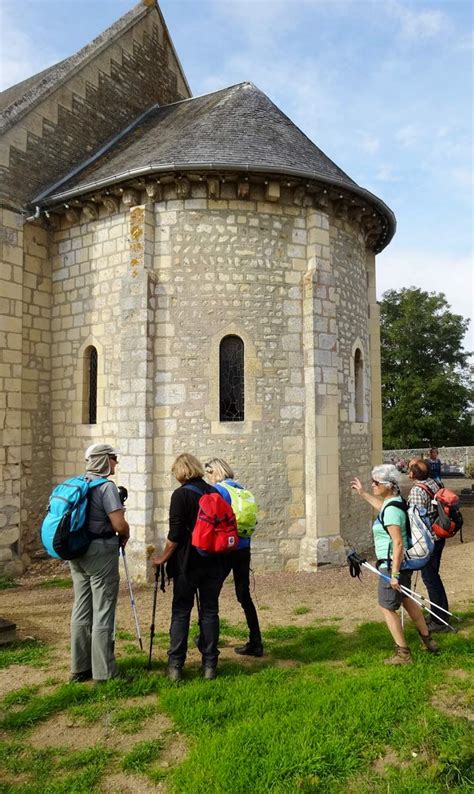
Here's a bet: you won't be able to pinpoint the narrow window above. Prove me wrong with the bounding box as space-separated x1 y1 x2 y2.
84 346 98 424
219 335 244 421
354 348 364 422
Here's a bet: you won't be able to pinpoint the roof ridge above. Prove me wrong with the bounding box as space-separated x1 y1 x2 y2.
0 1 190 132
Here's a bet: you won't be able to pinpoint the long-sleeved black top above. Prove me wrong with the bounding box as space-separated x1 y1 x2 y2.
167 477 221 577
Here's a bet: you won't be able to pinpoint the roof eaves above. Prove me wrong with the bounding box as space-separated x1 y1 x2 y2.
32 160 396 251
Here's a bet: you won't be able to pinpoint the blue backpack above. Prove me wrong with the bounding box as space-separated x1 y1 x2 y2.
379 499 434 571
40 476 108 560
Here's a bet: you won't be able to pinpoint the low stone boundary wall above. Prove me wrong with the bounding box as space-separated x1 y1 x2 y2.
383 447 474 475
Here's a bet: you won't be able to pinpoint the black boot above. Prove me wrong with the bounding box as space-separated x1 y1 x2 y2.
234 641 263 657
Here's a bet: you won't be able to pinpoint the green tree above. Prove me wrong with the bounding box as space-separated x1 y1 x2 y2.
380 288 473 448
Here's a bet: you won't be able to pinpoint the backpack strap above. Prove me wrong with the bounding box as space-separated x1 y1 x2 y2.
416 482 437 500
183 483 218 497
379 499 409 536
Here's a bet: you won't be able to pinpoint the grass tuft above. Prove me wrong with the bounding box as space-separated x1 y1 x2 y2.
122 739 163 772
0 639 49 670
37 577 72 589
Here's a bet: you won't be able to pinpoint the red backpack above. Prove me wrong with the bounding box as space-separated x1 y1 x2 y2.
417 483 464 540
184 484 239 554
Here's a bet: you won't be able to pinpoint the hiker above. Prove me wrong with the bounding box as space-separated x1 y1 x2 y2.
407 458 450 632
152 453 225 682
351 464 439 664
69 443 130 683
427 447 442 484
204 458 263 657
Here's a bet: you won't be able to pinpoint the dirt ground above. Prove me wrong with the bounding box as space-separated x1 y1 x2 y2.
1 480 473 699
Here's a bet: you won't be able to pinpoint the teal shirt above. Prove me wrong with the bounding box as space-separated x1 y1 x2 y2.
372 495 409 565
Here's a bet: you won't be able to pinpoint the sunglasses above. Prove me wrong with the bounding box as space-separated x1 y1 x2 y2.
372 479 391 487
109 455 118 462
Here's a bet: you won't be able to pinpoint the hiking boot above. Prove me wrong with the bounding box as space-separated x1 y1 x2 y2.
426 620 451 634
384 645 412 665
202 665 217 680
234 642 263 657
69 669 92 683
167 665 183 683
418 632 440 654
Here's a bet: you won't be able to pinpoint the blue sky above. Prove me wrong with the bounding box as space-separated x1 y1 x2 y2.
1 0 472 348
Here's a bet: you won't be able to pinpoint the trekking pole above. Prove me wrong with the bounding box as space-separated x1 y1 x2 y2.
121 547 144 651
348 552 457 632
148 564 165 670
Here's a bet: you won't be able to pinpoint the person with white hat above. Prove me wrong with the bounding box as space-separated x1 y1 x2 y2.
69 443 130 683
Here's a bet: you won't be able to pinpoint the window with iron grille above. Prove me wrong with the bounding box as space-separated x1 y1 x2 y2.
354 348 364 422
86 346 98 424
219 335 244 421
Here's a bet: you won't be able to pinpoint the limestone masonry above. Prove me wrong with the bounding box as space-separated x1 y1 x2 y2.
0 1 396 579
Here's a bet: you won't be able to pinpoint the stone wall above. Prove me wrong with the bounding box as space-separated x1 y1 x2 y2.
150 185 308 571
21 223 52 552
333 220 373 550
383 447 474 472
0 209 24 575
1 181 381 578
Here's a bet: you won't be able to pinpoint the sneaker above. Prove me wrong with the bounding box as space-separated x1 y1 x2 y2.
426 620 451 634
69 669 92 683
384 645 412 665
418 632 440 654
235 642 263 657
166 665 183 683
202 665 217 680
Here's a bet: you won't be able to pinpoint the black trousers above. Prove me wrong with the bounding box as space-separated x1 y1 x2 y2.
168 562 223 668
421 538 449 624
223 547 262 646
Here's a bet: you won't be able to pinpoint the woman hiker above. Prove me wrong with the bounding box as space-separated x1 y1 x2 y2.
152 453 225 681
351 464 439 664
205 457 263 657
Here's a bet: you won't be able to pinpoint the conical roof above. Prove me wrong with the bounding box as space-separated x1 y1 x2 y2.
35 82 395 248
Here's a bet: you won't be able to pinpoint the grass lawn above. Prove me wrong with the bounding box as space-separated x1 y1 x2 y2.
0 613 473 793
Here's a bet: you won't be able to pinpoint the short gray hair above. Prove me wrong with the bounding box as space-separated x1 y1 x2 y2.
371 464 401 490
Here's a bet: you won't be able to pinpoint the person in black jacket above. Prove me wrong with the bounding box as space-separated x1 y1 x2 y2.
152 453 224 682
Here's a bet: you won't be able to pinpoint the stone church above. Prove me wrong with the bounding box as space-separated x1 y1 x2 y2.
0 0 395 579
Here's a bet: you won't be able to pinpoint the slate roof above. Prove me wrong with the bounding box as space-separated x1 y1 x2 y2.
0 1 190 132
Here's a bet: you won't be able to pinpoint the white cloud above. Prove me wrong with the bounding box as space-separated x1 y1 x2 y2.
387 0 448 39
0 14 60 91
376 249 474 350
375 165 399 183
359 133 380 154
395 124 421 148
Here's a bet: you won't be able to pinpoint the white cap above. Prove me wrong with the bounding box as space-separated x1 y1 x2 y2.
85 443 120 460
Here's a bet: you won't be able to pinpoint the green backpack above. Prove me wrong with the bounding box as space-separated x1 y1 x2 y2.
221 484 258 538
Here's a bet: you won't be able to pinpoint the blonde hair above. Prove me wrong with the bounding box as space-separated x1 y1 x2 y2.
171 453 205 483
204 457 234 482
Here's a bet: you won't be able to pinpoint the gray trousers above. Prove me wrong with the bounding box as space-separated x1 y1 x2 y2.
69 536 120 681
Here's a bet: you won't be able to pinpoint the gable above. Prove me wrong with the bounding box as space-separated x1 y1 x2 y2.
0 0 191 210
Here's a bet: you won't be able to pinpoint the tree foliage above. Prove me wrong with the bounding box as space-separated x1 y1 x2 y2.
380 288 473 448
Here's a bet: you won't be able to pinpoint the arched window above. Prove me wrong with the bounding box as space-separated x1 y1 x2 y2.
219 335 244 421
84 346 98 424
354 348 364 423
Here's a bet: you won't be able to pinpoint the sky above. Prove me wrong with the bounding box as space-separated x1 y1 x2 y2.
1 0 473 350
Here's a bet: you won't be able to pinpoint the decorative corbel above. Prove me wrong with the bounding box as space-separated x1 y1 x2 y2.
65 207 81 224
293 186 305 206
237 181 250 200
102 196 120 214
314 192 329 210
207 177 220 200
122 188 140 207
82 203 98 222
145 182 162 201
265 181 280 202
45 212 61 230
175 177 191 199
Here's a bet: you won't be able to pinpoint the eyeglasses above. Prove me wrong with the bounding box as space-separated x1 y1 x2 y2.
372 479 391 487
109 455 118 462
